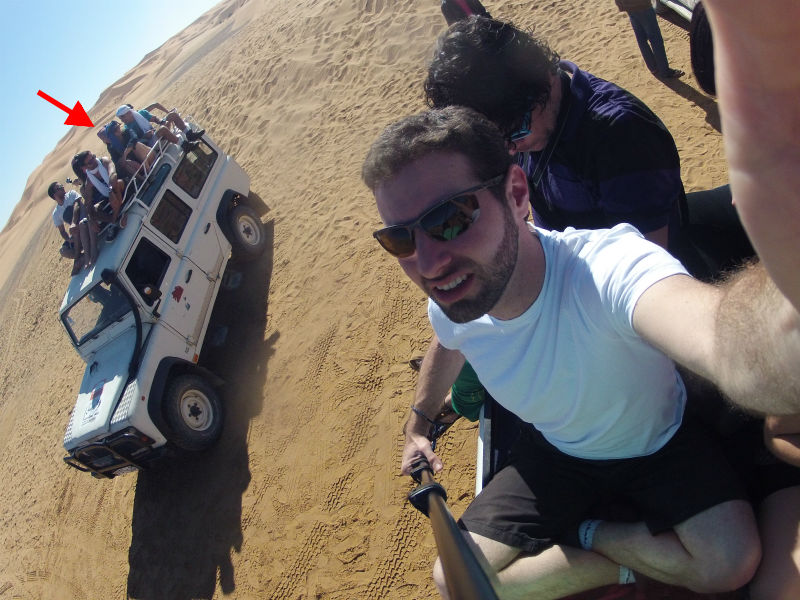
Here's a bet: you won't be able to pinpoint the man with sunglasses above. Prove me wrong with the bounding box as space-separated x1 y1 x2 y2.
362 3 800 589
424 16 752 283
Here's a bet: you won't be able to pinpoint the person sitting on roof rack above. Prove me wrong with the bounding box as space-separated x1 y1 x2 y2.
135 101 205 142
71 150 126 236
48 181 98 273
115 105 198 154
96 120 153 182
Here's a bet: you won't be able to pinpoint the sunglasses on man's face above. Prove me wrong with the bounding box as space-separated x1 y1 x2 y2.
508 110 532 142
373 175 505 258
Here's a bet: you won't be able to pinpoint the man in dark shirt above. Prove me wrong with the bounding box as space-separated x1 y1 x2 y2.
424 16 751 278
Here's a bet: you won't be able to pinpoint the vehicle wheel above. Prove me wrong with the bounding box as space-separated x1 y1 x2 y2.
690 3 716 96
228 204 266 261
163 374 224 451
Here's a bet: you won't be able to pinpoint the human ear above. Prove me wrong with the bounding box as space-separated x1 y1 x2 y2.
505 164 530 219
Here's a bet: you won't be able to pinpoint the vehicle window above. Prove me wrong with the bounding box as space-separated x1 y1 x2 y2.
62 282 131 346
138 163 171 207
172 141 217 198
150 190 191 244
125 238 170 306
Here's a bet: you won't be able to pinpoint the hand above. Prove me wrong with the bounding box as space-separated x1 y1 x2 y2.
401 431 443 476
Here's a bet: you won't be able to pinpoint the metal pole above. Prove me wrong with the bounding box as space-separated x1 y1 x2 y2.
409 462 500 600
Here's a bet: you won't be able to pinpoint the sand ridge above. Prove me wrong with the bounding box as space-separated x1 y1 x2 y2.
0 0 726 597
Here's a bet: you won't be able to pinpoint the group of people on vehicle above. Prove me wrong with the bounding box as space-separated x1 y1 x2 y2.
366 1 800 598
48 102 204 275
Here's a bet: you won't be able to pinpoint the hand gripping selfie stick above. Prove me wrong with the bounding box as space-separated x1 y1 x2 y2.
408 459 500 600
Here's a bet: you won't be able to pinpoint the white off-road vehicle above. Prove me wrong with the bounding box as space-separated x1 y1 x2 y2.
60 126 265 478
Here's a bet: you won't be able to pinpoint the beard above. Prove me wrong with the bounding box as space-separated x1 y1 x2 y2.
431 203 519 323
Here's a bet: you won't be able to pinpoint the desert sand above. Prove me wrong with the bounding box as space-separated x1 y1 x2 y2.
0 0 728 598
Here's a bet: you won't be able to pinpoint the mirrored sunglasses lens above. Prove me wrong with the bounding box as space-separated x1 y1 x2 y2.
422 195 479 241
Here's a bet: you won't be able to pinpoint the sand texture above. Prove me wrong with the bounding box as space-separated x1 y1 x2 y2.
0 0 727 598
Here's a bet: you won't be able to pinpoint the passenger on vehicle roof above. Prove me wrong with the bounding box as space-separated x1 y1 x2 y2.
97 120 153 182
131 102 205 142
47 181 98 273
71 151 126 235
115 104 200 154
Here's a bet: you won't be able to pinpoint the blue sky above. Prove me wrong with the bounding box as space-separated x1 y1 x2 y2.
0 0 221 231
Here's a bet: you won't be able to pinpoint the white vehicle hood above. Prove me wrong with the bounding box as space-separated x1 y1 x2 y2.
64 327 137 448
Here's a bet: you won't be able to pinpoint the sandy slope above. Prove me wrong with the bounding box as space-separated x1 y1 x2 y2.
0 0 727 598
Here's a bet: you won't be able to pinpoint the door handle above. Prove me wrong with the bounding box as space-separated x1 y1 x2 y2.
204 223 210 234
185 269 193 283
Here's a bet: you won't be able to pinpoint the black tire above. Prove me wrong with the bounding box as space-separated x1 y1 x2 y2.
163 374 224 451
228 204 267 261
690 3 716 96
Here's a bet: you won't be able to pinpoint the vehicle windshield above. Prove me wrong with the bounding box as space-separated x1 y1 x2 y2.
62 281 133 346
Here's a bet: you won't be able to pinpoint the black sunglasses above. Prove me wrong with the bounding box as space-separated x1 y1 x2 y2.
373 174 505 258
508 109 532 142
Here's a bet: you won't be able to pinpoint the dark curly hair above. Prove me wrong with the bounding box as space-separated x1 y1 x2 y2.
424 16 560 138
71 150 91 183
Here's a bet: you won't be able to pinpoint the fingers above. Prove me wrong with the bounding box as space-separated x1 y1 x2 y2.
401 434 444 475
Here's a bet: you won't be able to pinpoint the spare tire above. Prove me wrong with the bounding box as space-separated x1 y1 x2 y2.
690 3 716 96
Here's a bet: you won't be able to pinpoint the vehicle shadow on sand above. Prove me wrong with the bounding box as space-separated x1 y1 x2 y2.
126 218 276 600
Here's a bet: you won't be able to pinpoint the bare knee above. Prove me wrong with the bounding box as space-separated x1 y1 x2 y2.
687 540 761 593
432 556 450 600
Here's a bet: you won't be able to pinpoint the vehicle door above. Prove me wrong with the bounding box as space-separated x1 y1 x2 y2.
129 228 212 349
164 141 227 278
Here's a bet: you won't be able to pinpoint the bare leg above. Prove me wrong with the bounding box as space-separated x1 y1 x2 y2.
166 110 187 131
433 531 618 600
156 126 180 145
109 180 127 228
78 219 98 265
592 500 761 593
133 141 155 171
749 486 800 600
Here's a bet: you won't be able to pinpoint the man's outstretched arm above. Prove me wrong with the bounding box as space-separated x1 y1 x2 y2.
703 0 800 311
633 1 800 415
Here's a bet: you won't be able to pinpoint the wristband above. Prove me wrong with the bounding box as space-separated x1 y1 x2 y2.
410 404 437 425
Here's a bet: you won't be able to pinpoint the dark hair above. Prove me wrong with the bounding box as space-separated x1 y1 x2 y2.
362 106 512 193
71 150 91 183
440 0 491 26
47 181 61 199
424 16 560 137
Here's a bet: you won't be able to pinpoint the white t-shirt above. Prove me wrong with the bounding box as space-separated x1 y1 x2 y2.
430 224 689 460
52 190 81 227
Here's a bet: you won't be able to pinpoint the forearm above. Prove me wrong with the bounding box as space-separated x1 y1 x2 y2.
144 102 168 113
703 0 800 312
404 336 464 437
713 263 800 414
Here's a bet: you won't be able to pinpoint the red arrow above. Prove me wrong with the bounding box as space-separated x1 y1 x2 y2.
37 90 94 127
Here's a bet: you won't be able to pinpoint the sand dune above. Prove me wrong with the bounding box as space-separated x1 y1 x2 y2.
0 0 726 597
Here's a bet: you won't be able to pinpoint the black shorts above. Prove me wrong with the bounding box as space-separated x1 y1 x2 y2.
458 418 746 555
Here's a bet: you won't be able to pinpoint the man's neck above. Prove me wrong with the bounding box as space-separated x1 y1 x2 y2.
489 226 546 321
